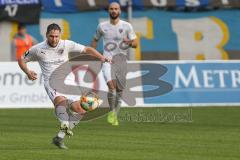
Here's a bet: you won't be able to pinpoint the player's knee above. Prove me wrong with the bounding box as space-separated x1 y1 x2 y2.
116 87 123 92
54 96 67 107
107 80 116 90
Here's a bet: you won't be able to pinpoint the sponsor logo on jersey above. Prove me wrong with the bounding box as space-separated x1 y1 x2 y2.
40 51 46 55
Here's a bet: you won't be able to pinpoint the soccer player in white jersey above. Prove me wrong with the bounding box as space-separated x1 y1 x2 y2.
91 2 138 126
18 23 110 149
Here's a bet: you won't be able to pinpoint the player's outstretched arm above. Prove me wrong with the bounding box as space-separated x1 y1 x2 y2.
84 46 111 63
18 58 37 81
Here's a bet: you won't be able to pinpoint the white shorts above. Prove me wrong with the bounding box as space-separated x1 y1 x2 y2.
101 54 127 90
102 62 112 83
44 83 80 105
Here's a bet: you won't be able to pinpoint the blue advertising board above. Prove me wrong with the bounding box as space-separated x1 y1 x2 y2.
142 61 240 106
41 0 78 12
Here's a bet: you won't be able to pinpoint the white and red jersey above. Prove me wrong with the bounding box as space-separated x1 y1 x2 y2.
94 20 137 58
23 39 85 84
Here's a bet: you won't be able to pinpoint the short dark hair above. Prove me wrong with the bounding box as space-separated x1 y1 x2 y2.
18 23 26 30
46 23 61 34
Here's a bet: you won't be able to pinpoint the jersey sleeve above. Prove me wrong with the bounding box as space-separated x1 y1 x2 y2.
66 40 85 53
127 23 137 40
23 46 38 62
94 24 103 41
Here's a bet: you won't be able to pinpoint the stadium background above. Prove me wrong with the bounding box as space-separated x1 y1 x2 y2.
0 1 240 160
1 0 240 107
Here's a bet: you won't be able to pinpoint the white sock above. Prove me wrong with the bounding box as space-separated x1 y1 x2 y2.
115 91 122 114
56 112 83 139
55 105 69 123
108 90 117 111
69 112 83 129
55 106 69 139
57 130 65 138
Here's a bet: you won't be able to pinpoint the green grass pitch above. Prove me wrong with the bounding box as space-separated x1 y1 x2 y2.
0 107 239 160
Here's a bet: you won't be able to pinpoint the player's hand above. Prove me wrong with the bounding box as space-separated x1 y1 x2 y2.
26 70 37 81
123 37 133 47
101 56 112 63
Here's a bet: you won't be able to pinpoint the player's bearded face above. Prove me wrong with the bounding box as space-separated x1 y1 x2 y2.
109 6 120 20
46 30 61 48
